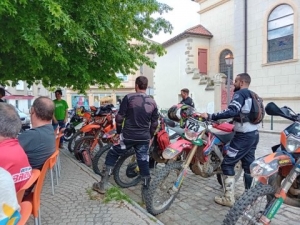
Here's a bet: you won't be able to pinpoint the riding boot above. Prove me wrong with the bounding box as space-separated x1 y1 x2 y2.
92 166 113 194
214 175 235 207
141 176 151 203
244 173 253 189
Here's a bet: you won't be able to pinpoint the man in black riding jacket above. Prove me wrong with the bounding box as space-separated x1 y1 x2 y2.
92 76 159 194
200 73 259 207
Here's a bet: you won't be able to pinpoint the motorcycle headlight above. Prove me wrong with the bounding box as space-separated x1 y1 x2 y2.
286 135 300 153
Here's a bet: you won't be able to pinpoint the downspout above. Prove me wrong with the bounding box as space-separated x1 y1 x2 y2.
244 0 248 72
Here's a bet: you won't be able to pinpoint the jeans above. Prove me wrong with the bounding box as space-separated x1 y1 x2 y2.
53 120 66 145
105 139 150 177
221 130 259 176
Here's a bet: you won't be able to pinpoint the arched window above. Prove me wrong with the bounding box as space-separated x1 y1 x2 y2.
268 4 294 62
219 49 233 82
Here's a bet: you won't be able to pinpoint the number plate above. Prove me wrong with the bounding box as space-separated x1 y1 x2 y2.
185 118 204 133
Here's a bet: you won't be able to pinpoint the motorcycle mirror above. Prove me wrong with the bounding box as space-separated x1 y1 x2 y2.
265 102 295 121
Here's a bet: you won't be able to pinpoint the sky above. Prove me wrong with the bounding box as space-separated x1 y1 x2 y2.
151 0 200 44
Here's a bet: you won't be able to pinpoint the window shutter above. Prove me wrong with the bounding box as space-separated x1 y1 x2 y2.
198 49 207 74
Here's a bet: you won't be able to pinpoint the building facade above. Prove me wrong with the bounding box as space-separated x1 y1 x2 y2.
193 0 300 121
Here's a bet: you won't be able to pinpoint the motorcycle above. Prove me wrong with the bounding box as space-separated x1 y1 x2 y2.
143 113 242 216
67 104 117 152
223 102 300 225
93 115 180 188
73 107 117 166
63 107 86 142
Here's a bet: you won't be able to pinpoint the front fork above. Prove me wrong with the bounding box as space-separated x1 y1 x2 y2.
260 158 300 224
172 144 199 192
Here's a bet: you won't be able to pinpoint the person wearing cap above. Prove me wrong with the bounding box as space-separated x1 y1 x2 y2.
52 89 68 148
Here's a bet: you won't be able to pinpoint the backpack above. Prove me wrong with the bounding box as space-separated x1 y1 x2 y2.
156 118 170 150
248 91 265 124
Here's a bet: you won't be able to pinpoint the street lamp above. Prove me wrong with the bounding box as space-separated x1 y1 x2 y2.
225 53 234 106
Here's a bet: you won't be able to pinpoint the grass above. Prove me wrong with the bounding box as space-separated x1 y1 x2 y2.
103 186 132 204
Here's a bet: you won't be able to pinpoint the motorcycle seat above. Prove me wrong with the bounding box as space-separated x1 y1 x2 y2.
212 131 235 144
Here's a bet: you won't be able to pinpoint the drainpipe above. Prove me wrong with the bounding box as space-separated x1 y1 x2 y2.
244 0 248 72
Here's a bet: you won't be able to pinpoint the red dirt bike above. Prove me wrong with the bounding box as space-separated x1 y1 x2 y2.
73 108 117 166
143 113 242 215
223 102 300 225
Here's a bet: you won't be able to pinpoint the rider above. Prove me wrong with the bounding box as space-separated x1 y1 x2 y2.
180 88 195 108
200 73 259 207
92 76 159 194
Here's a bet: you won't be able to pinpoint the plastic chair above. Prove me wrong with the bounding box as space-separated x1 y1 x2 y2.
23 158 50 225
49 150 59 195
17 201 32 225
55 129 64 178
16 169 40 204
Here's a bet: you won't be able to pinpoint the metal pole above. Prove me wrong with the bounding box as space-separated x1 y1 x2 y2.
227 66 231 106
271 115 273 130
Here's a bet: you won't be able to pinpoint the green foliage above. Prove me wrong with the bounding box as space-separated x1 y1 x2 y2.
0 0 173 92
103 186 132 204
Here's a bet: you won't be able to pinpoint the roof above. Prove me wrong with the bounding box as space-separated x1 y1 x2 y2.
162 24 213 48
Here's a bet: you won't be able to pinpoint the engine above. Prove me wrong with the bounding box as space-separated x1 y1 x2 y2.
190 147 221 177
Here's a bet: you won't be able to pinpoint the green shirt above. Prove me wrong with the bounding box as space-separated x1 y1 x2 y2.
53 99 68 120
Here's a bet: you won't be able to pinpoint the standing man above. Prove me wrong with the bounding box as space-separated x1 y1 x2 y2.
92 76 159 194
199 73 259 207
19 97 55 170
180 88 194 107
52 89 68 148
0 87 5 102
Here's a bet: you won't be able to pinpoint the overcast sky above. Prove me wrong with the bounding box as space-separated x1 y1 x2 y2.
151 0 200 43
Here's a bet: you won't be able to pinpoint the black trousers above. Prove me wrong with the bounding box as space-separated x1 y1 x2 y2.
222 130 259 176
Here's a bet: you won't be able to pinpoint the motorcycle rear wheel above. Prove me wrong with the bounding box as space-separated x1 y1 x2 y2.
143 161 182 216
222 184 275 225
113 148 141 188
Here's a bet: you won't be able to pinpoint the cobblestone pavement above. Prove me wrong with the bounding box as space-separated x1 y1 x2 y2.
26 149 160 225
111 132 300 225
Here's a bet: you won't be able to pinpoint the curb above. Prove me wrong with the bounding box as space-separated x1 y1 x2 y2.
258 129 281 135
60 148 164 225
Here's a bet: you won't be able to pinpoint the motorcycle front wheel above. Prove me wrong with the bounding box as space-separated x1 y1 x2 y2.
68 131 84 152
143 161 182 216
63 126 75 142
92 144 112 175
113 148 141 188
222 184 275 225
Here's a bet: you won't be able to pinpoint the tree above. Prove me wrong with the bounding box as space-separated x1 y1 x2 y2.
0 0 172 92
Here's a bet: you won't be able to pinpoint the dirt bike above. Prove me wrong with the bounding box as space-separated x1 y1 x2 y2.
67 105 117 152
223 102 300 225
100 116 180 188
143 115 242 215
63 107 86 142
73 110 116 167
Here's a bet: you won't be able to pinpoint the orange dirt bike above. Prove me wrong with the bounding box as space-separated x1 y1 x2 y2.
223 102 300 225
67 105 117 152
73 110 116 167
143 114 242 216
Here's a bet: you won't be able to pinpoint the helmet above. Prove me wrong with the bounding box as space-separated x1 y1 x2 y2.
167 104 195 122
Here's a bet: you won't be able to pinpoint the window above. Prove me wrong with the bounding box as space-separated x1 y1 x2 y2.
15 81 24 90
267 4 294 62
116 72 128 82
219 49 233 83
198 49 207 74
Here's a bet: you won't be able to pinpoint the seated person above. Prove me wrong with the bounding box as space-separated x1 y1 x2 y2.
0 167 21 225
0 103 31 192
19 97 55 170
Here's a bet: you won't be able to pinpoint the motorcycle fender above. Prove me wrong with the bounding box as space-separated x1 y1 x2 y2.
80 124 100 133
250 151 293 178
162 139 192 159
